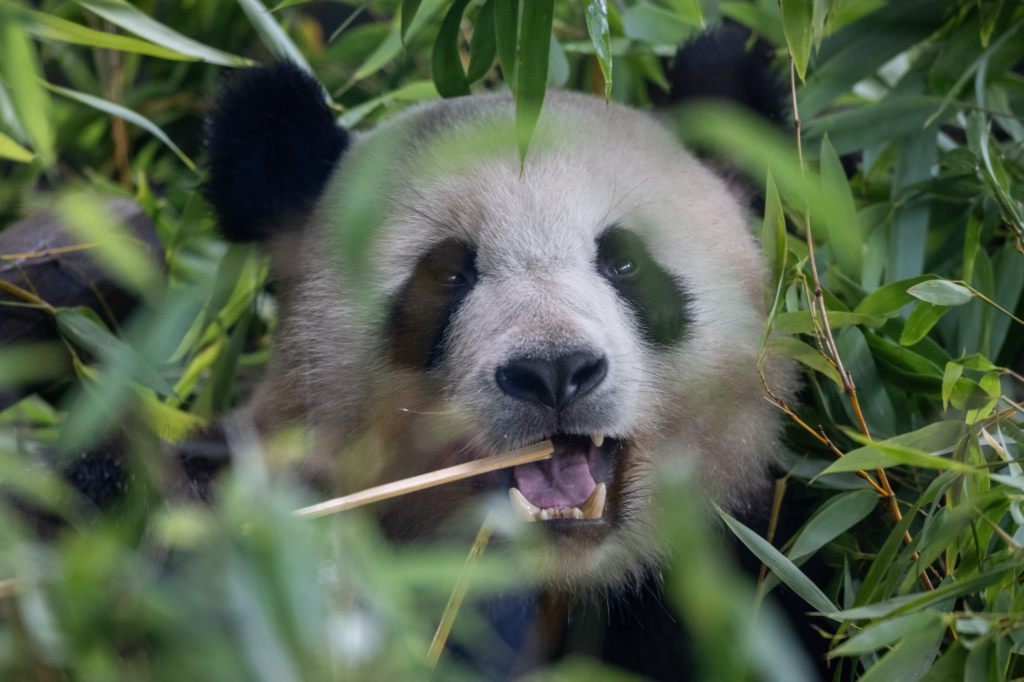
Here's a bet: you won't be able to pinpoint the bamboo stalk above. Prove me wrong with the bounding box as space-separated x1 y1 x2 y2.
293 441 553 519
425 513 495 668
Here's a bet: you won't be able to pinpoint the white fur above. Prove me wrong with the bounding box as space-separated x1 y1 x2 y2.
244 91 793 587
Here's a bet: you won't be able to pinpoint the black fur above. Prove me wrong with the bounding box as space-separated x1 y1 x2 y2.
596 227 690 348
653 23 786 125
205 61 349 242
388 239 479 369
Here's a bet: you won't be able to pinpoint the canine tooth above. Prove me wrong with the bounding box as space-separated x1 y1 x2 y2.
591 433 605 448
579 483 607 520
509 488 539 522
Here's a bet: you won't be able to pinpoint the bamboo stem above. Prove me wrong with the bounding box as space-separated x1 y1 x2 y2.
294 441 553 519
782 59 934 592
425 513 495 668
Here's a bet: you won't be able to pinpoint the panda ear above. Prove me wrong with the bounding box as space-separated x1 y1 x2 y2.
654 24 785 125
205 62 349 242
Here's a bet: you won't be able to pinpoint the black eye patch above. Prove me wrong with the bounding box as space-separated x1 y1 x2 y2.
596 227 690 347
388 239 478 369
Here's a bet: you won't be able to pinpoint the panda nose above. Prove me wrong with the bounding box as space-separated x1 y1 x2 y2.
495 352 608 410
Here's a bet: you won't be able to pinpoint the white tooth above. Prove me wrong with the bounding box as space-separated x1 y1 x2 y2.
579 483 607 520
591 433 605 448
539 509 552 521
508 488 539 522
571 507 583 519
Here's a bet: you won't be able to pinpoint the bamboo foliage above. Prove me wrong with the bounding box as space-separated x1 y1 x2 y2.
0 0 1022 679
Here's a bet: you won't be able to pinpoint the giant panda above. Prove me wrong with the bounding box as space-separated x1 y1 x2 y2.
208 70 790 562
200 31 799 679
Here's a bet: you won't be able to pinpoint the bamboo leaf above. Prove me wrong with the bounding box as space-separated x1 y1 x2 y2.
781 0 813 81
584 0 612 98
77 0 251 66
854 275 936 318
761 171 787 290
432 0 472 97
768 337 843 386
856 622 945 682
941 362 963 411
788 489 879 562
718 508 840 619
466 0 497 83
772 310 881 334
513 0 553 163
56 308 175 398
236 0 311 71
907 280 975 306
3 3 197 62
44 82 197 172
0 13 54 164
819 424 972 475
830 611 945 657
899 302 949 346
819 134 863 277
401 0 424 44
493 0 519 86
0 130 33 163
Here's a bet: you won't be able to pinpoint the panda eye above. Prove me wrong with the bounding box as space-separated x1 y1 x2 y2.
608 257 637 278
433 268 471 287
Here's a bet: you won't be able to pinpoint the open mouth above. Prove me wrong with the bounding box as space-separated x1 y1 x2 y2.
507 433 619 524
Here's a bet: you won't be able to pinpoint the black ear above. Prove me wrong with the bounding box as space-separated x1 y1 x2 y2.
653 24 786 125
205 62 349 242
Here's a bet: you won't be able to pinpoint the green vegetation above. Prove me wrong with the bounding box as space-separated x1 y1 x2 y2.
1 0 1023 679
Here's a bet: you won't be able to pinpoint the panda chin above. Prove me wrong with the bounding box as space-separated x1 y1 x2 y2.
504 434 622 534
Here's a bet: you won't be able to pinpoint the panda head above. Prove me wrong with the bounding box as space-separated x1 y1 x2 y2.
206 62 789 589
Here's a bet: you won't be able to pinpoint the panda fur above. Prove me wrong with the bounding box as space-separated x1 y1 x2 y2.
204 49 797 597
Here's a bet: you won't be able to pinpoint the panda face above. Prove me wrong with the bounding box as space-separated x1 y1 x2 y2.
209 68 789 589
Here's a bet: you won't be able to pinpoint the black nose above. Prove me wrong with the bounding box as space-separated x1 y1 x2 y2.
495 352 608 410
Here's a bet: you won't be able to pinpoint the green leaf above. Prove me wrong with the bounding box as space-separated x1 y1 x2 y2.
432 0 472 97
941 361 963 411
236 0 311 71
831 611 945 657
781 0 813 81
0 13 54 164
768 337 843 386
718 508 840 619
788 489 879 562
819 423 972 475
55 191 162 298
856 621 945 682
819 135 863 277
466 0 497 83
2 3 197 62
0 130 33 162
761 171 787 297
622 3 692 45
907 280 975 306
584 0 613 98
336 80 438 128
772 310 881 334
854 275 936 318
899 302 949 346
56 309 175 398
513 0 553 163
45 82 197 172
494 0 519 86
401 0 424 44
77 0 252 66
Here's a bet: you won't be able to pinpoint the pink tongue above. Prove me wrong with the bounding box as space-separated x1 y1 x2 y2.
513 450 596 509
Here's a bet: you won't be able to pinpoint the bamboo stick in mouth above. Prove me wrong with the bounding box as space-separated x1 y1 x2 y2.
293 440 554 519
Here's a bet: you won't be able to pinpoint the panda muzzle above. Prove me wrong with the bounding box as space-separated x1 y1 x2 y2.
507 434 614 522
